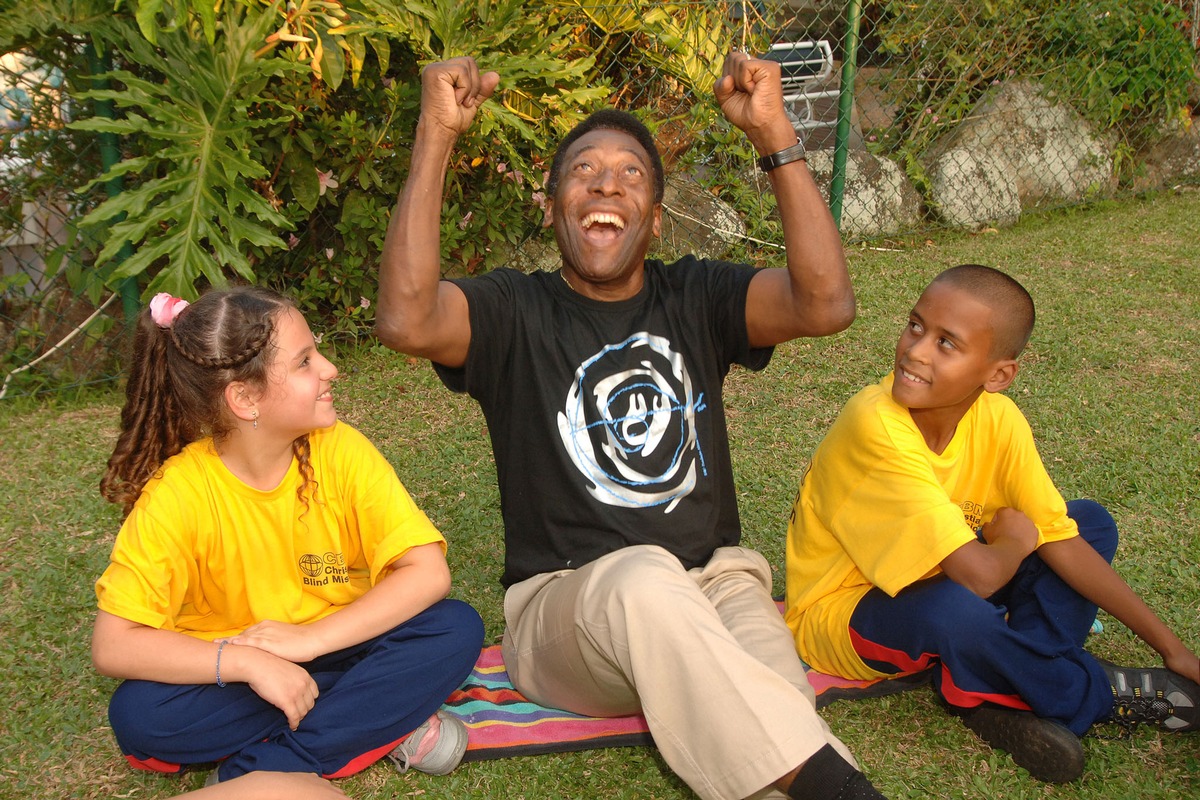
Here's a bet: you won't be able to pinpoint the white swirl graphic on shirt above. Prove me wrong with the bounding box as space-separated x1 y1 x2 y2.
557 332 706 512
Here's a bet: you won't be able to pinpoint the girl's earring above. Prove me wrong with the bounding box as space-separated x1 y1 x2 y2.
252 410 259 430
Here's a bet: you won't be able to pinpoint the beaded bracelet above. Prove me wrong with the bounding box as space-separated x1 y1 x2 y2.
215 641 228 688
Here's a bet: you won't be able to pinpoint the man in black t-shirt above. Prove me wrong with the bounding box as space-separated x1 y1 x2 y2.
375 55 884 800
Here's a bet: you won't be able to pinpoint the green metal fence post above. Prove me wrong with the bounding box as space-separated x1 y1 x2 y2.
830 0 863 229
85 43 139 322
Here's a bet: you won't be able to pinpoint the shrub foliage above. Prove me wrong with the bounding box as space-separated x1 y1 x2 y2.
1 0 1195 348
2 0 751 341
866 0 1194 176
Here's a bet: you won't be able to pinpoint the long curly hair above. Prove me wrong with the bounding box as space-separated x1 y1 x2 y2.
100 286 316 516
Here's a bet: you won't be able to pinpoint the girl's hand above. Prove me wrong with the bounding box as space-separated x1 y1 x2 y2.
229 645 320 731
228 620 322 663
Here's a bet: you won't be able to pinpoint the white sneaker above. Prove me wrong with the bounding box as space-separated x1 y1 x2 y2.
386 711 468 776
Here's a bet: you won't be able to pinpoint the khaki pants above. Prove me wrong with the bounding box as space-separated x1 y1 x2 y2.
502 545 855 800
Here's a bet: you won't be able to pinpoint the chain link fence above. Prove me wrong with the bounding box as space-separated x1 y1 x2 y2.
3 0 1198 399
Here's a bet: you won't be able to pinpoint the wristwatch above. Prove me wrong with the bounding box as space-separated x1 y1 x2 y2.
758 140 807 173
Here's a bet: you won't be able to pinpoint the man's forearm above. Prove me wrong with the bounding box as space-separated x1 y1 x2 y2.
375 119 457 352
770 157 854 333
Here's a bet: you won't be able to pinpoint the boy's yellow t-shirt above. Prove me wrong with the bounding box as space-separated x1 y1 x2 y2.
95 421 445 640
784 373 1078 680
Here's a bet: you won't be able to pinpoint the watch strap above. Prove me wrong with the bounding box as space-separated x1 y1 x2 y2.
758 140 807 172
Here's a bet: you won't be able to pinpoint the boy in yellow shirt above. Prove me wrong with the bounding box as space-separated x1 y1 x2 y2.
785 264 1199 783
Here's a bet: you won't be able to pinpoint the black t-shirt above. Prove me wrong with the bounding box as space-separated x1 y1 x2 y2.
434 257 772 586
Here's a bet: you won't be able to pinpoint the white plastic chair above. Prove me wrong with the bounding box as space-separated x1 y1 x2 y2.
761 40 839 133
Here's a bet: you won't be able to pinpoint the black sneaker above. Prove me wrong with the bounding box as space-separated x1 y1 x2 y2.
955 705 1085 783
1098 660 1200 732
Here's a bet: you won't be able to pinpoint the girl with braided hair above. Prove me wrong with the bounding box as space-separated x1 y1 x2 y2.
92 286 484 791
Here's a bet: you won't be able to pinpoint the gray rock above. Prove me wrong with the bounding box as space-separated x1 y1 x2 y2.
932 81 1114 206
1134 121 1200 192
659 175 746 260
804 148 922 239
929 147 1021 229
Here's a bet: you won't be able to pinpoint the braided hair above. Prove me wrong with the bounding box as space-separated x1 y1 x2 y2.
101 286 314 516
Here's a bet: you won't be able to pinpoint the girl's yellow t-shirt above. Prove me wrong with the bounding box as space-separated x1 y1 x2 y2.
96 421 444 640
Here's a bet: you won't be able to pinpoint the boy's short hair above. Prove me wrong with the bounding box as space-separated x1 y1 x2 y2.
546 109 665 203
931 264 1036 359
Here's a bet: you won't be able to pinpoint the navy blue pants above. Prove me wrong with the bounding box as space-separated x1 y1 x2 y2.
848 500 1117 735
108 599 483 780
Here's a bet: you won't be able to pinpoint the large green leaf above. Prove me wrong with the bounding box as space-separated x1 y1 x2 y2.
71 5 305 300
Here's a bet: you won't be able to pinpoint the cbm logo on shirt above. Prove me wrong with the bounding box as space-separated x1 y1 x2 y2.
960 501 984 529
298 551 349 586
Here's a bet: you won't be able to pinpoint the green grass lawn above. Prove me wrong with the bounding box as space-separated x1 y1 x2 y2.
2 189 1198 798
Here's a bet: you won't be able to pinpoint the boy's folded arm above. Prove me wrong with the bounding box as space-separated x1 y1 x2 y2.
940 538 1028 598
1038 537 1200 682
939 507 1038 598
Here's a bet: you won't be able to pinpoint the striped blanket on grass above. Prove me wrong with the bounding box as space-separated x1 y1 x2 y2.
443 643 931 761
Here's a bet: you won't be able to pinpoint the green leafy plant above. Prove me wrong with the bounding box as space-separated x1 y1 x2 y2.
5 0 774 347
1037 0 1194 143
70 5 301 299
344 0 607 276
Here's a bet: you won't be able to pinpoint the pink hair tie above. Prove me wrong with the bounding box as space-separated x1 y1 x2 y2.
149 293 190 328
